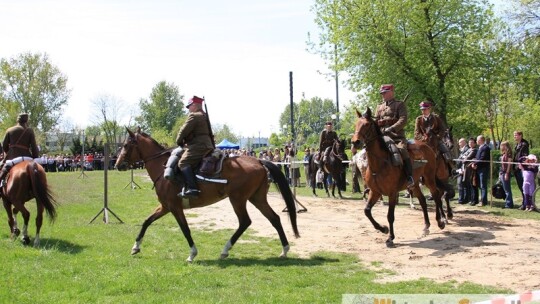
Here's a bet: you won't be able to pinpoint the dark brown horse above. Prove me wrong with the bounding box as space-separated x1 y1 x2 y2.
307 139 347 199
351 108 446 247
115 128 300 262
1 160 57 246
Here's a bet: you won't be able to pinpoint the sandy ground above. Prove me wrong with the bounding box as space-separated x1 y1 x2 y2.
185 193 540 291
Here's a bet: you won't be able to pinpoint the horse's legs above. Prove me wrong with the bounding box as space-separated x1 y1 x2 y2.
411 186 430 237
220 198 252 259
15 204 31 245
385 193 399 247
249 196 290 258
131 205 169 255
169 205 198 262
2 199 16 238
34 202 45 247
425 182 446 230
364 192 388 234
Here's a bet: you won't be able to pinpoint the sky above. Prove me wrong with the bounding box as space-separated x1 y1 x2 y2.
0 0 358 138
0 0 510 139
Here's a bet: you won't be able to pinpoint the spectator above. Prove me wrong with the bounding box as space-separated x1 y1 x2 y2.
463 137 479 205
456 138 469 204
499 141 514 209
288 149 301 187
303 148 311 188
519 154 538 211
513 131 530 208
471 135 491 206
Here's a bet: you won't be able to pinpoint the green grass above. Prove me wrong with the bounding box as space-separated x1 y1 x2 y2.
0 169 519 303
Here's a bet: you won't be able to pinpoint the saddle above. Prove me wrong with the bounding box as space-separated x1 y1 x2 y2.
198 149 226 177
164 148 228 183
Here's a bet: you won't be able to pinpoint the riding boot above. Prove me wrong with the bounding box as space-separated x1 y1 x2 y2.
178 166 200 198
403 158 414 188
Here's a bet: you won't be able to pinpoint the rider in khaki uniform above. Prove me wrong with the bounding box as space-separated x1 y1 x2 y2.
318 121 339 169
175 96 214 198
0 113 40 186
414 101 453 169
375 84 414 187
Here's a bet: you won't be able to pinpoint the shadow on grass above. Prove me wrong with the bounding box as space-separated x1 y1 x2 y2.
199 255 341 268
39 238 86 254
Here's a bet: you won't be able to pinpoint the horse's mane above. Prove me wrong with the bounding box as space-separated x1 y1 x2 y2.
138 131 167 150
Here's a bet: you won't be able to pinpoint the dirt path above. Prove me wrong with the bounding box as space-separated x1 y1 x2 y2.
186 194 540 291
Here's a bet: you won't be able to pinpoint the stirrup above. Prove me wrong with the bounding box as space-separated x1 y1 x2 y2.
180 188 200 198
406 176 415 189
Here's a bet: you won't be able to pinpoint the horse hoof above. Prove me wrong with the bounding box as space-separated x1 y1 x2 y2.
385 240 395 248
13 228 20 237
438 221 446 230
220 253 229 260
381 226 389 234
131 248 140 255
421 229 430 238
447 213 453 220
22 236 31 246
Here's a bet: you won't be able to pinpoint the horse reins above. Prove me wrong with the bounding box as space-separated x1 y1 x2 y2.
124 133 173 186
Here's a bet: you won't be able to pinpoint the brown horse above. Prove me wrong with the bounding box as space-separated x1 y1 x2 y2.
1 160 57 247
307 139 347 198
115 128 300 262
408 126 456 220
351 108 446 247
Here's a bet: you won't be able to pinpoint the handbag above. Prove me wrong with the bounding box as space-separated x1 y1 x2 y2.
491 180 506 199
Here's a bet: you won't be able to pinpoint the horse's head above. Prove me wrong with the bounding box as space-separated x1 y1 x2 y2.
351 108 377 149
115 127 143 171
442 126 455 151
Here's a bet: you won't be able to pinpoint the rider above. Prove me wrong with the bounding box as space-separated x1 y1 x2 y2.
318 121 339 170
0 113 40 187
175 96 214 198
375 84 414 188
413 101 454 170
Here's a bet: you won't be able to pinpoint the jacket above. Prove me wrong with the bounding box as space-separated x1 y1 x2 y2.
375 98 407 143
2 124 39 160
176 111 214 167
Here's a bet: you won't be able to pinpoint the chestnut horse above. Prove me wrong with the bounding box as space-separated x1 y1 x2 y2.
408 127 456 220
115 128 300 262
1 160 57 246
307 139 347 198
351 108 446 247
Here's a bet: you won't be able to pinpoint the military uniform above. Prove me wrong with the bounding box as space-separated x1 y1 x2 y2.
2 124 39 160
0 113 39 186
414 102 453 167
375 98 408 148
376 84 414 187
319 129 338 154
175 96 214 198
176 111 214 168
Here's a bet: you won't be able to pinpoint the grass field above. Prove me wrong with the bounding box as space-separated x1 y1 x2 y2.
0 169 523 303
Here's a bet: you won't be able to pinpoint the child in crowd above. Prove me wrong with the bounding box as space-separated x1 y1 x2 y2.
519 154 538 211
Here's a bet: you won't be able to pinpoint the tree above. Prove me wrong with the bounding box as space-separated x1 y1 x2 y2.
137 81 184 134
91 94 129 149
311 0 497 128
278 96 337 148
0 52 70 132
213 124 239 145
507 0 540 38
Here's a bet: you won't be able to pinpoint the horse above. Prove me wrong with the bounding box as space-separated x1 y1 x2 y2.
307 138 347 199
1 160 58 247
351 108 447 247
114 128 300 262
407 126 456 220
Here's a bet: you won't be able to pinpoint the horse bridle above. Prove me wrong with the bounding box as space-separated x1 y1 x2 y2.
122 133 171 166
355 118 378 146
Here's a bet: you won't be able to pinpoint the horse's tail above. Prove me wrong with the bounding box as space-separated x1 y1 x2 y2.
260 159 300 238
27 162 58 222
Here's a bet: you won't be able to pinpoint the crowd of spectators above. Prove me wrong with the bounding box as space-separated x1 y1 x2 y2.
33 152 119 172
